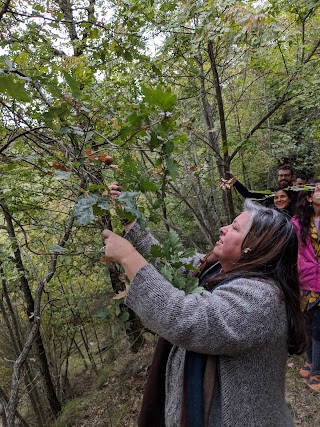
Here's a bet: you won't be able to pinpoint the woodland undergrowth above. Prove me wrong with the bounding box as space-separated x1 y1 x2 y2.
49 332 320 427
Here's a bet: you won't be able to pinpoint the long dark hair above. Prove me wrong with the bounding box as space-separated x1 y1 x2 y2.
207 201 306 355
295 178 320 244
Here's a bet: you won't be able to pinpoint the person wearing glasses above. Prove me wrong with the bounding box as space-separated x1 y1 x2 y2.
226 165 302 215
227 165 294 204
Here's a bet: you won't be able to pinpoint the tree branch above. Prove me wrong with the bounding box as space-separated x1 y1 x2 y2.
0 0 10 21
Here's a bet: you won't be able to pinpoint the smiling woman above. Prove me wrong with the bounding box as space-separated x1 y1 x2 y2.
102 199 306 427
273 187 294 217
274 189 291 209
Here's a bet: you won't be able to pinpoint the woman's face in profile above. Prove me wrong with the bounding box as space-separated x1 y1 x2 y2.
307 184 320 207
274 190 290 210
213 211 251 271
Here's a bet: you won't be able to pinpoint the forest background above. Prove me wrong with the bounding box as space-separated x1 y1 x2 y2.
1 0 320 426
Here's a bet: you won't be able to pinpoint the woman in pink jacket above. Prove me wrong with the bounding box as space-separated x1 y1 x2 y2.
292 179 320 392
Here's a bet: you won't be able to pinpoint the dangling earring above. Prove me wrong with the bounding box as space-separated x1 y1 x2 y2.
243 248 252 254
310 201 313 208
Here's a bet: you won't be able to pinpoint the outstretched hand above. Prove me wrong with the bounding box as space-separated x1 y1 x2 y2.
220 171 238 190
227 171 237 183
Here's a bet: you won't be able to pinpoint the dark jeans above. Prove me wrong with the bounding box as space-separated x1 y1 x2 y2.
305 305 320 376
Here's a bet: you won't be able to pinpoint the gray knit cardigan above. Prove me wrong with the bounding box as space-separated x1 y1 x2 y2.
124 222 294 427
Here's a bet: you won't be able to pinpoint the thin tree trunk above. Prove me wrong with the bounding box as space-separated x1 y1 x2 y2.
0 203 62 419
207 41 235 220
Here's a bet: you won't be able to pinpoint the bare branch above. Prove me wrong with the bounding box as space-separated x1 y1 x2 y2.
0 127 48 155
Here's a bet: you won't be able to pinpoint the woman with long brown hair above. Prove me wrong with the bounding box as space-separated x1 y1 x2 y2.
103 199 306 426
273 186 294 217
292 179 320 392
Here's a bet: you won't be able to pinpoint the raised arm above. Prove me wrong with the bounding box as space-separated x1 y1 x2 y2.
228 172 270 201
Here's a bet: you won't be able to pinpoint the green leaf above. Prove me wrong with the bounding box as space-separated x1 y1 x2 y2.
90 27 99 39
138 176 158 192
151 64 162 76
172 273 187 290
43 106 69 125
145 131 162 149
73 194 99 226
61 70 81 98
97 196 110 210
96 306 113 321
48 245 68 254
171 133 188 144
141 85 177 111
180 248 197 259
165 158 179 180
59 126 84 136
92 205 105 217
118 310 130 322
150 244 165 258
123 50 133 62
162 229 182 257
117 192 146 225
88 184 108 191
183 275 203 294
160 264 174 282
46 83 62 98
0 74 30 101
32 4 45 12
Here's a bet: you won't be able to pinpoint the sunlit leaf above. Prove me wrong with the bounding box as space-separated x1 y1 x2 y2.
141 85 177 111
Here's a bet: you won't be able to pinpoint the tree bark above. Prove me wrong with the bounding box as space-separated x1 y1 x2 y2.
207 41 235 220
